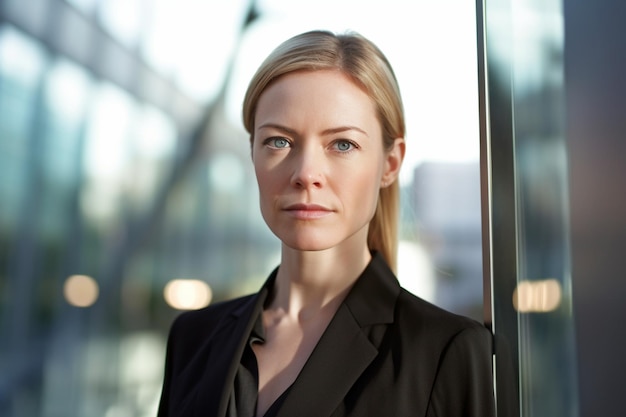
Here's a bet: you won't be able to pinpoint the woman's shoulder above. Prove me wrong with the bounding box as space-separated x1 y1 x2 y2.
394 287 490 347
165 293 257 351
171 293 256 332
393 291 496 416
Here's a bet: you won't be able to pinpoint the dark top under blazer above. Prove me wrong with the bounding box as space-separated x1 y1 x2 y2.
157 253 496 417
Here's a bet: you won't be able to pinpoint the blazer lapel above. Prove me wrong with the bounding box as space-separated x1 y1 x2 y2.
189 278 273 417
276 252 400 417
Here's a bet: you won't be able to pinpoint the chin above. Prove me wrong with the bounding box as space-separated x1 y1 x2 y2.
273 230 339 253
281 237 336 252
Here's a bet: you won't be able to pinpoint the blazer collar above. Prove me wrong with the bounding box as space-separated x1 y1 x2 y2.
192 253 400 417
191 271 276 417
343 251 400 327
276 251 401 417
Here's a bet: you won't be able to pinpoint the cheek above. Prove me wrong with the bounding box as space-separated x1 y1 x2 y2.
254 162 281 205
346 169 382 212
254 166 271 195
254 150 290 191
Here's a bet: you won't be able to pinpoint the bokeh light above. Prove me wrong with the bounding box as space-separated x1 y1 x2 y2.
64 275 100 307
163 279 212 310
513 279 562 313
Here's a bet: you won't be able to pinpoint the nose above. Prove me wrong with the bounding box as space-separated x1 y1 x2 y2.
290 147 324 189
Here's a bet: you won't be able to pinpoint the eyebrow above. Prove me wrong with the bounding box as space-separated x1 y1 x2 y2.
257 123 368 137
322 126 369 137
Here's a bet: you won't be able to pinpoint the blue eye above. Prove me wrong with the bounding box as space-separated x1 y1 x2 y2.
334 140 356 152
267 137 290 148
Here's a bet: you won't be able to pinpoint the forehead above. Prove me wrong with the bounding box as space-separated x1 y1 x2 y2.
254 70 379 132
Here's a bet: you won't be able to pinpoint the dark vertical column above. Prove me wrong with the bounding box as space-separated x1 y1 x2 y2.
476 1 520 415
565 1 626 416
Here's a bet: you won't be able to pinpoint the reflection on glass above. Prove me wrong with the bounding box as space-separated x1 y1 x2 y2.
480 0 579 413
513 279 562 313
510 0 578 416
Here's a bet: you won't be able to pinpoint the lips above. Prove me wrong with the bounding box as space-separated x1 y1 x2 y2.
283 203 334 220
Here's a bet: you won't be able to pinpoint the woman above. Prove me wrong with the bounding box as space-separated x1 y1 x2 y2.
158 30 495 417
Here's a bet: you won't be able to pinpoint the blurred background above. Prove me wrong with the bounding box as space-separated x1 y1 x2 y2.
0 1 486 416
1 0 625 416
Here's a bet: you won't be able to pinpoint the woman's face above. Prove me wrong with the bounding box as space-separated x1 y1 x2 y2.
252 70 403 253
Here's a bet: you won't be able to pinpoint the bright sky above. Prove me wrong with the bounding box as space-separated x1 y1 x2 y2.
65 0 481 186
224 0 481 184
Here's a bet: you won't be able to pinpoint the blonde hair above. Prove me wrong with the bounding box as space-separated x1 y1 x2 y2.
242 30 405 272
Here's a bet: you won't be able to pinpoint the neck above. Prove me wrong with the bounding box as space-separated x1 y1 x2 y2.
269 245 371 319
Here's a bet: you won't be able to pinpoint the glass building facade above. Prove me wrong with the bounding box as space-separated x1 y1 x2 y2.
2 0 608 416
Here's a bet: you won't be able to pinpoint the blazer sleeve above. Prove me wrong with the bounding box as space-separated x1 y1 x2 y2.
157 313 184 417
156 311 206 417
426 325 496 417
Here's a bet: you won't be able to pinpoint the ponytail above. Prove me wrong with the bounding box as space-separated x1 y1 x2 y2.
367 181 400 273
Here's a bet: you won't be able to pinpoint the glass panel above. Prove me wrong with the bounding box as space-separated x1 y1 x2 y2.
510 1 578 415
478 0 579 415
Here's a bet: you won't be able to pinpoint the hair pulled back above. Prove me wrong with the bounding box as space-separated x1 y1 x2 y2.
242 30 405 272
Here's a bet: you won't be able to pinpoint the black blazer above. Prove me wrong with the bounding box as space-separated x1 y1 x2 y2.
158 253 496 417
